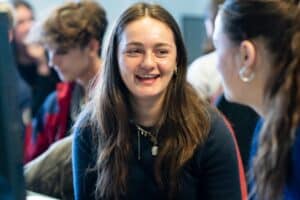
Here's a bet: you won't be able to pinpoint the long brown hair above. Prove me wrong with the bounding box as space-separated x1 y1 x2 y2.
220 0 300 199
81 2 210 199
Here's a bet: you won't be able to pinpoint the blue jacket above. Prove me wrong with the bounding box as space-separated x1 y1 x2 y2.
249 119 300 199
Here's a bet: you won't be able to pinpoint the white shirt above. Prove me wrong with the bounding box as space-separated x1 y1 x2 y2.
187 51 222 99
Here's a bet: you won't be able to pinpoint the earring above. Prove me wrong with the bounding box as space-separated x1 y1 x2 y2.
239 66 255 82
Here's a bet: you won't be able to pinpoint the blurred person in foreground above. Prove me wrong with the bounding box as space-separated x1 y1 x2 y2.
0 3 22 199
213 0 300 199
187 0 258 171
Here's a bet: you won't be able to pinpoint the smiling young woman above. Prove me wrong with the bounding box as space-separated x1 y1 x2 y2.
72 2 247 200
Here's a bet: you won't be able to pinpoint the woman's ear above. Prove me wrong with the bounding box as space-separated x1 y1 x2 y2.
238 40 256 82
239 40 256 69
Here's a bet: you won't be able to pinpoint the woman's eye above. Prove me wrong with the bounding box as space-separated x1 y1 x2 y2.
125 48 143 56
156 49 169 57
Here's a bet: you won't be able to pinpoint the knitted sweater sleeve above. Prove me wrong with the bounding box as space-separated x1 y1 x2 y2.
72 125 97 200
194 110 248 200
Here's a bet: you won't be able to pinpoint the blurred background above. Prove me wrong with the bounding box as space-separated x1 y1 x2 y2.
5 0 210 64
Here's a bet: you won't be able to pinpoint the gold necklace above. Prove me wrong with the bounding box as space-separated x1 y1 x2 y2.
135 124 159 160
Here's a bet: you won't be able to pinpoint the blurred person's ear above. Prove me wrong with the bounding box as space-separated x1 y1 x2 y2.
87 38 100 57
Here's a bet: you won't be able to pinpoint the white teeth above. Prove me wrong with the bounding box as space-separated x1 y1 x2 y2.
139 74 156 78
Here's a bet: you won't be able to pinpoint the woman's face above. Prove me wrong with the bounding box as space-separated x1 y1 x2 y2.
117 17 177 102
213 13 244 103
14 5 34 43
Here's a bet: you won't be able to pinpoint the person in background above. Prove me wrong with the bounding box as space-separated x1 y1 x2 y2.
187 0 223 100
72 2 247 200
23 1 108 199
187 0 258 170
213 0 300 199
12 0 60 121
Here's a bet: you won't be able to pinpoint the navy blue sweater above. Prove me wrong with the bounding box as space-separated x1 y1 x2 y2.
72 110 247 200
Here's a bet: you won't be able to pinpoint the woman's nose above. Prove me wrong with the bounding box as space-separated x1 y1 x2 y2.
141 51 156 69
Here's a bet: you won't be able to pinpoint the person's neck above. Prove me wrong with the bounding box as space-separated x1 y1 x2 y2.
131 94 165 127
247 92 267 118
251 102 267 119
77 57 102 94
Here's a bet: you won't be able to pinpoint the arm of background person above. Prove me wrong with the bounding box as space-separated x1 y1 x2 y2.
24 135 73 199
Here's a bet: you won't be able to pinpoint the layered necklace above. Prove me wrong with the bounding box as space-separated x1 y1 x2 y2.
135 124 159 160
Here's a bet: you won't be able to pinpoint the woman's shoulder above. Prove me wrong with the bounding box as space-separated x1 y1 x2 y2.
72 116 99 166
190 106 248 200
73 112 95 147
206 106 233 139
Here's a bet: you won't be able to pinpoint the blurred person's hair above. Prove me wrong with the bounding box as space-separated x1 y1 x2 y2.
205 0 225 21
41 1 107 56
202 0 224 54
12 0 34 19
13 0 33 10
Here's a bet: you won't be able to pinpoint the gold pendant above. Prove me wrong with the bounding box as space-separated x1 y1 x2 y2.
151 145 158 156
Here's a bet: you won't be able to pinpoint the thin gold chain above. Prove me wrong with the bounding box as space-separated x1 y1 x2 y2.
135 124 158 145
135 124 159 159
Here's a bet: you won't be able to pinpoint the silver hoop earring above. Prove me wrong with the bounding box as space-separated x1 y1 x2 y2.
239 66 255 82
174 66 178 75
